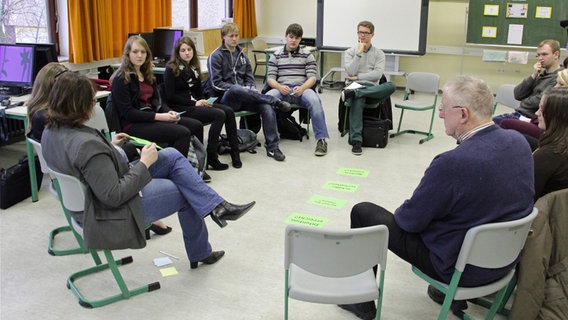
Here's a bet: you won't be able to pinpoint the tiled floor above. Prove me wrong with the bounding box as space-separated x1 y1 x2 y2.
0 87 510 319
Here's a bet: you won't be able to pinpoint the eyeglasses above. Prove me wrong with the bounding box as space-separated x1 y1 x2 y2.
438 105 466 113
357 31 372 36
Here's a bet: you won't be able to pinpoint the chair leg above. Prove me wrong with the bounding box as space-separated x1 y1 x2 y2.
48 225 88 256
419 108 436 144
390 109 405 138
341 107 349 137
67 250 160 308
284 271 289 320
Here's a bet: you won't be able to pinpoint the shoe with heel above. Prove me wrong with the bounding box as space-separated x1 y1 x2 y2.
209 200 256 228
145 223 173 240
190 250 225 269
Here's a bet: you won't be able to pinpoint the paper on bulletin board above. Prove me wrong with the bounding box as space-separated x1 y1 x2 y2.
506 3 528 18
482 26 497 38
507 24 524 45
535 6 552 19
507 51 529 64
482 50 507 62
484 5 499 16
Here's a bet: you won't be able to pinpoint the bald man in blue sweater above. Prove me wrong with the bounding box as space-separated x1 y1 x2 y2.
340 76 535 320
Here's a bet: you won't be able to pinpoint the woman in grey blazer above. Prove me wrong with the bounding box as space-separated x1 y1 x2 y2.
41 71 255 269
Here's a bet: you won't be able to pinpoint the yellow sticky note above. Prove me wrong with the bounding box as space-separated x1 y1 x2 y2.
160 267 178 277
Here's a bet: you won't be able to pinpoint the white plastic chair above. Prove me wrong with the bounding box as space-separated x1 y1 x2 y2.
26 135 88 256
284 224 389 320
493 84 520 114
85 105 111 139
412 207 539 320
391 72 440 144
251 37 268 78
49 169 160 308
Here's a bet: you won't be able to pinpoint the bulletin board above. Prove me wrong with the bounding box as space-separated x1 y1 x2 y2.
466 0 568 47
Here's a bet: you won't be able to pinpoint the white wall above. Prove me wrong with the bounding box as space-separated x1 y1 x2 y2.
255 0 317 40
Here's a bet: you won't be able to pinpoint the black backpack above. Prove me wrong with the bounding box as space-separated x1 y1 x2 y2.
277 111 307 141
218 129 260 154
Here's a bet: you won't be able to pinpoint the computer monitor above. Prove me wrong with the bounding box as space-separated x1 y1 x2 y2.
0 44 35 96
153 28 183 61
17 43 58 84
127 32 155 55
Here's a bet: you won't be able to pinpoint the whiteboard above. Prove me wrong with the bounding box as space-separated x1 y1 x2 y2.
316 0 429 55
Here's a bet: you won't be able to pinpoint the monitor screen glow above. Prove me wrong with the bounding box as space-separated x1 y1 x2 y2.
0 44 35 87
153 28 184 61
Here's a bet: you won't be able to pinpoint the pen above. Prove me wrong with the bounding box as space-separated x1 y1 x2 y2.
159 250 180 260
176 111 186 116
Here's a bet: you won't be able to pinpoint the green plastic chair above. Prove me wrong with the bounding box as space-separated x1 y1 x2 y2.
49 169 160 308
412 207 538 320
284 224 389 320
391 72 440 144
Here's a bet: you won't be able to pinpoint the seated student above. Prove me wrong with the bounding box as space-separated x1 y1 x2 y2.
26 62 173 238
339 20 396 155
532 86 568 200
493 39 563 125
164 36 242 169
339 76 534 320
41 71 256 269
265 23 330 156
500 63 568 151
205 22 291 162
110 35 212 181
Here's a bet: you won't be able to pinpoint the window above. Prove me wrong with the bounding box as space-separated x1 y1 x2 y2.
0 0 50 43
171 0 232 30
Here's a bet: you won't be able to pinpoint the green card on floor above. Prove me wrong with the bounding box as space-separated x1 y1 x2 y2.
337 167 370 177
308 195 348 209
323 181 359 192
285 213 329 227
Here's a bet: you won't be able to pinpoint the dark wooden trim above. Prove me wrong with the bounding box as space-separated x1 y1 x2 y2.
46 0 59 54
190 0 198 29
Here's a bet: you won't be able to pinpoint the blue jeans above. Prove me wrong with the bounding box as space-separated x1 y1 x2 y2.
266 86 330 141
140 148 224 262
220 85 280 151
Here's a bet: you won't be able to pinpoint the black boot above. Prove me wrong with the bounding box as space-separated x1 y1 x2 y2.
207 153 229 171
230 150 242 168
209 201 256 228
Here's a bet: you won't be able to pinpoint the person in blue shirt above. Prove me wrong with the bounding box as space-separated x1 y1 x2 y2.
340 76 535 320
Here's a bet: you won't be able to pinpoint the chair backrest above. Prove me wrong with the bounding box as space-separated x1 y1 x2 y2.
284 224 389 277
494 84 520 110
85 105 111 139
251 37 267 51
26 136 51 175
405 72 440 94
455 207 538 272
49 169 87 213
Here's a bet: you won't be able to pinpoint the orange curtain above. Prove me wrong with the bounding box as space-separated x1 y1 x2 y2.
68 0 171 64
233 0 257 38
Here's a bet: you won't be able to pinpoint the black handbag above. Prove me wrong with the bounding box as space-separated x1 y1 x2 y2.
0 155 43 209
362 117 391 148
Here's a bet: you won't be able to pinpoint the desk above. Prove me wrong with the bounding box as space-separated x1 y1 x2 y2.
3 90 111 202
